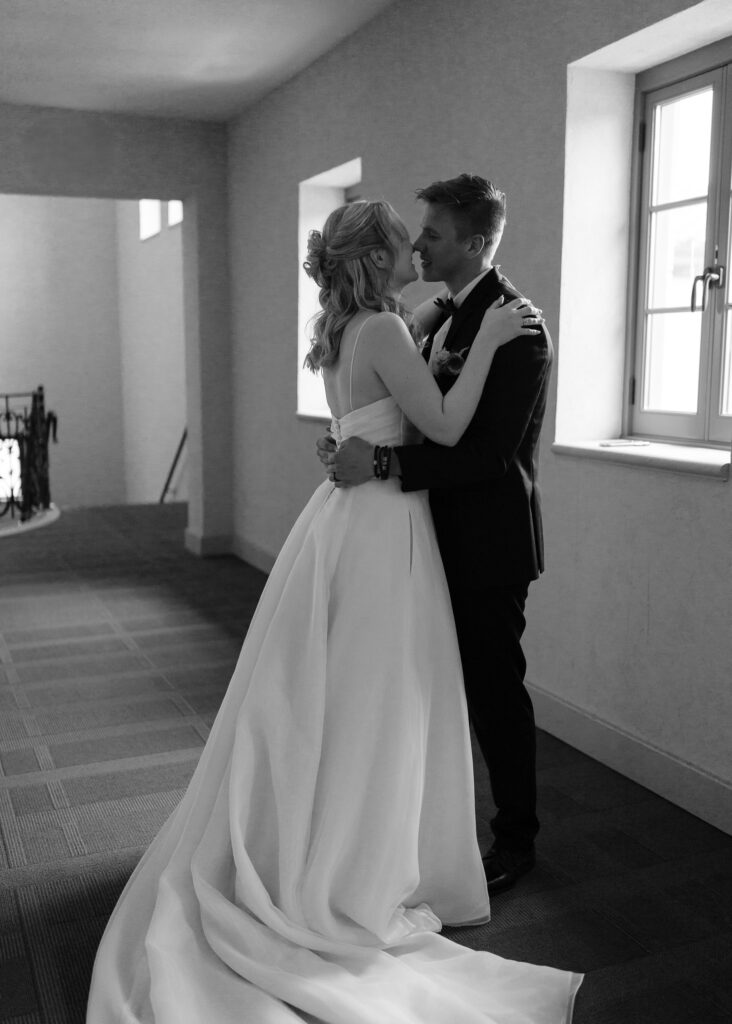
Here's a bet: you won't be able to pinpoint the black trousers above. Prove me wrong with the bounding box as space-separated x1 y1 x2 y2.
445 576 539 853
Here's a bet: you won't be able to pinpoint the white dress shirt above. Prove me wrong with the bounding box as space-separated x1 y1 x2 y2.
429 268 493 369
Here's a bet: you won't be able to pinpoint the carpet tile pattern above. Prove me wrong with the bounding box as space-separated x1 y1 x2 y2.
0 503 730 1023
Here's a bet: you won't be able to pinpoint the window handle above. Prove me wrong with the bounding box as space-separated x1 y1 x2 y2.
691 265 726 312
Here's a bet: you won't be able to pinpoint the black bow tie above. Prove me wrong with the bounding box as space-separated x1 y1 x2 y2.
434 296 457 314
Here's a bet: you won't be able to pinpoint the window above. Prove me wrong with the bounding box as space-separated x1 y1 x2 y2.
297 158 362 419
631 39 732 445
167 200 184 227
139 198 162 241
139 199 183 240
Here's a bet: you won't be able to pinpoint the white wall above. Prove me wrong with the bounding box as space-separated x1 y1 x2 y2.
226 0 732 829
116 200 187 503
0 103 231 548
0 194 188 509
0 194 125 507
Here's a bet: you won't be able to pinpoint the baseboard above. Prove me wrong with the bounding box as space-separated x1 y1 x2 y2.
179 533 732 836
528 681 732 836
231 532 276 574
184 529 233 557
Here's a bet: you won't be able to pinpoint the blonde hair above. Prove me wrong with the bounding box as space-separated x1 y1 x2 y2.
303 200 418 371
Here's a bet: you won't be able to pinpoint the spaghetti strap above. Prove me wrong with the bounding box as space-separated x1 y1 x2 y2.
348 315 376 413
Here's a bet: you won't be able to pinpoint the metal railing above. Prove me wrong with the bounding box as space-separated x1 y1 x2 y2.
160 427 187 504
0 387 58 522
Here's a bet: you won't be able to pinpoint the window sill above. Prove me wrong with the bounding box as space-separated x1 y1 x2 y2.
552 440 731 480
296 412 331 425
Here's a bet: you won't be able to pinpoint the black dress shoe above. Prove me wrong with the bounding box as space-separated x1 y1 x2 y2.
482 845 535 894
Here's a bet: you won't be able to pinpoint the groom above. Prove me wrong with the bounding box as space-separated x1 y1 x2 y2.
317 173 552 893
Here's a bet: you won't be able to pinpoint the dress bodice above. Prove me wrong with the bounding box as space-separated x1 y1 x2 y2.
330 396 421 448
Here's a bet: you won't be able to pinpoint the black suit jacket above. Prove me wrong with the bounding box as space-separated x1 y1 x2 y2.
396 267 553 587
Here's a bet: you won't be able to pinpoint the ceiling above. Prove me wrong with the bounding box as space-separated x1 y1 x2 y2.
0 0 397 122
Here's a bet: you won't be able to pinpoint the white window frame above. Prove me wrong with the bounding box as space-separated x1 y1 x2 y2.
630 37 732 447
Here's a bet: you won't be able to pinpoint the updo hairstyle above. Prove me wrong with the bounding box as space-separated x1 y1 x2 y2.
303 200 417 371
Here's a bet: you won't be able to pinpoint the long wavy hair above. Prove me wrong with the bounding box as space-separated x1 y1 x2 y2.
303 200 419 371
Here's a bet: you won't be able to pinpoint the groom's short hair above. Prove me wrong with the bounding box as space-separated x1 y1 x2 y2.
416 173 506 250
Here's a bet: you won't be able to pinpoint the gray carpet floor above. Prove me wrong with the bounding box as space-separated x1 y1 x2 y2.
0 503 730 1023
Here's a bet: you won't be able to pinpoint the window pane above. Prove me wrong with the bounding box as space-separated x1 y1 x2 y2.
721 312 732 417
643 312 701 413
139 199 161 241
168 200 183 226
648 203 707 309
723 203 732 415
652 88 713 205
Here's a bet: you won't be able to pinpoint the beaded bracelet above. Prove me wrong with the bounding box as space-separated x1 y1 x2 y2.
378 445 392 480
372 445 392 480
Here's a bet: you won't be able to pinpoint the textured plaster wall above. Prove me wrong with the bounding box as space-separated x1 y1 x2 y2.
227 0 731 794
0 194 125 507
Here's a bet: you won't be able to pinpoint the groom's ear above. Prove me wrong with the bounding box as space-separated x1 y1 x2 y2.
465 234 487 259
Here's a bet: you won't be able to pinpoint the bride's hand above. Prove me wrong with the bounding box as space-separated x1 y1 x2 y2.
475 296 544 348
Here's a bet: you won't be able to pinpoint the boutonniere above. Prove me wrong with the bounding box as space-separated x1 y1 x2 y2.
433 346 470 378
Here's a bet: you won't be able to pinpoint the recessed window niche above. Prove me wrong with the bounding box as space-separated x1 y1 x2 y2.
297 158 362 420
555 0 732 453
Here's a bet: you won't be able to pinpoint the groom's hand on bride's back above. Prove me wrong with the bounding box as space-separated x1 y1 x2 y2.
315 434 373 488
333 437 373 486
316 434 337 472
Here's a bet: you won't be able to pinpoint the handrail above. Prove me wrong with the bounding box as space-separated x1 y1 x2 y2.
160 427 187 504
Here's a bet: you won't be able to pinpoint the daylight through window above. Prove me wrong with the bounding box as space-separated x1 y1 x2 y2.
138 199 162 241
297 159 362 419
632 42 732 445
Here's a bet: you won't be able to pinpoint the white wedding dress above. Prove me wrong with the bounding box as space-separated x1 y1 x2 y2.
87 395 581 1024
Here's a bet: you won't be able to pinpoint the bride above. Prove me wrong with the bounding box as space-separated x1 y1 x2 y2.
86 199 582 1023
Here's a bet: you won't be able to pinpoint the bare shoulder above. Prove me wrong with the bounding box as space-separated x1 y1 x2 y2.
362 311 413 350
